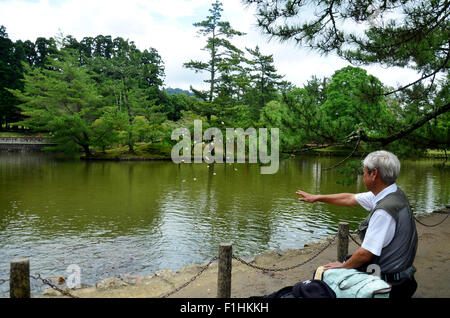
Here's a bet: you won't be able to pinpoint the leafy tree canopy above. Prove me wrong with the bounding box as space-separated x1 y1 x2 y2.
8 50 106 156
244 0 450 148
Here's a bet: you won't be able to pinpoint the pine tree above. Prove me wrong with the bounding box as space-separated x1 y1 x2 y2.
0 26 27 130
244 0 450 147
245 46 283 119
184 0 245 120
8 50 105 156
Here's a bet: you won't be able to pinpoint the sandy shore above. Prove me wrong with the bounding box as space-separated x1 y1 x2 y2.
40 207 450 298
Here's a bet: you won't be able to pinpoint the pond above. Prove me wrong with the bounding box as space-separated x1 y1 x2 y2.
0 152 448 296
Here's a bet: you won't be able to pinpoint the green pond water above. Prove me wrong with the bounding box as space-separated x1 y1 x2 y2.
0 152 448 296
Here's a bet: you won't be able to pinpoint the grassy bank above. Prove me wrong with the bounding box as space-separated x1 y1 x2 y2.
86 144 448 161
84 143 173 161
0 131 48 138
304 146 448 159
2 131 447 160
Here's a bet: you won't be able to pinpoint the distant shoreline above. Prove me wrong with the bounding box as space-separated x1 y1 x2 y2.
80 150 448 161
0 133 447 160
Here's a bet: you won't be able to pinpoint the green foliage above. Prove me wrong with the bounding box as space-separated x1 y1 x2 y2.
259 77 331 153
164 87 195 97
221 104 256 129
184 0 245 105
9 51 105 156
183 1 286 125
2 0 447 161
321 66 388 141
85 37 166 153
91 107 128 152
336 160 364 186
132 116 151 142
0 26 27 129
245 46 283 119
2 27 183 157
259 100 301 150
244 0 450 152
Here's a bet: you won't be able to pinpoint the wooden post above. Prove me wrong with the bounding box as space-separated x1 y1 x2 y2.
217 243 232 298
10 258 30 298
337 222 349 262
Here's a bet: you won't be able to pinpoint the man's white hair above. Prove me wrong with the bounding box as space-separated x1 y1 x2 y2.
363 150 401 185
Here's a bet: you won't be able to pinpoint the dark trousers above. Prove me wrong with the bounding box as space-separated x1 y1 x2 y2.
343 255 417 298
388 277 418 299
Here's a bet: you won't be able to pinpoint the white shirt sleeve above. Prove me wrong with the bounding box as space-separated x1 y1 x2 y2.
355 191 375 211
361 209 396 256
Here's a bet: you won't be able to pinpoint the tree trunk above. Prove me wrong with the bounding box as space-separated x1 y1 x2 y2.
210 55 216 102
209 30 216 103
82 144 93 158
122 77 135 154
80 132 93 157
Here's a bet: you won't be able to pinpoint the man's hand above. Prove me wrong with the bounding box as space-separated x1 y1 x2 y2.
323 248 374 271
323 261 344 270
296 190 318 203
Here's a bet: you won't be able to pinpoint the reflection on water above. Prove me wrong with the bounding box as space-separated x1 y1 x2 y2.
0 152 448 296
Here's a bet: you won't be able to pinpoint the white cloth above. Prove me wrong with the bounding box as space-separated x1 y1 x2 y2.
354 184 398 256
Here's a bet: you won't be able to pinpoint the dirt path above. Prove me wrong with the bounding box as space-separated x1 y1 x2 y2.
41 208 450 298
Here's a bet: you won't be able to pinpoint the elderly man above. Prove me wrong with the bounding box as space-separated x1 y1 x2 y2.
296 150 418 298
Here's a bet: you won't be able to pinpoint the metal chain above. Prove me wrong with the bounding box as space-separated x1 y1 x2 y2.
31 274 79 298
160 256 218 298
414 212 450 227
232 233 338 272
0 278 9 285
348 233 362 247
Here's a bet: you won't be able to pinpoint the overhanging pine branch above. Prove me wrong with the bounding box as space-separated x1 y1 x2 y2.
384 46 450 96
359 102 450 146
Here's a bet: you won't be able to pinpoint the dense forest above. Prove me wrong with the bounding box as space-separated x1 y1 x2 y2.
0 0 448 160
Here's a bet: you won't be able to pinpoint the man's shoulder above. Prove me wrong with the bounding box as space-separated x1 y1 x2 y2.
355 191 375 211
375 185 410 213
356 191 375 199
370 209 395 221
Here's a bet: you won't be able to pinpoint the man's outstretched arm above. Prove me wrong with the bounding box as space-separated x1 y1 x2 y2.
296 190 360 207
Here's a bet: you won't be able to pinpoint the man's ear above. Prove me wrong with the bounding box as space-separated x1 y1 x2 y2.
370 168 378 180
